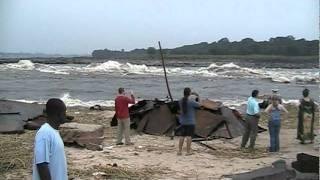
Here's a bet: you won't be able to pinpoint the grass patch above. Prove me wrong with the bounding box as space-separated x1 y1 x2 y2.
0 130 35 179
68 164 165 179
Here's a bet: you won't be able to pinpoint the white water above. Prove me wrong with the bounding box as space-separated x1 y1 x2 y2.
1 60 318 84
11 93 114 107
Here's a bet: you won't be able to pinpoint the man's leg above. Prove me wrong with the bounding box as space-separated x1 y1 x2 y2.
186 136 192 155
241 116 251 148
116 119 124 144
178 137 185 155
124 118 132 145
249 117 259 149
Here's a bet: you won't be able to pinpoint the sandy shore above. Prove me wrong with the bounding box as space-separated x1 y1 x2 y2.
1 105 319 179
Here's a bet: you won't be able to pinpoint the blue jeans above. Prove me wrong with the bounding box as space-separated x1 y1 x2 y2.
268 120 281 152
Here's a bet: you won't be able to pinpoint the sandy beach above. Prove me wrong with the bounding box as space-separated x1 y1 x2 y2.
1 104 319 179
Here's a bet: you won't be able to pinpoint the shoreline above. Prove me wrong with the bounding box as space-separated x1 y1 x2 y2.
0 103 319 179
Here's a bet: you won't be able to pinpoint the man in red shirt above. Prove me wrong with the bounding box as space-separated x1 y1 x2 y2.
115 87 135 145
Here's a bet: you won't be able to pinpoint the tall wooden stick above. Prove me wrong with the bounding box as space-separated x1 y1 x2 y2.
158 41 173 102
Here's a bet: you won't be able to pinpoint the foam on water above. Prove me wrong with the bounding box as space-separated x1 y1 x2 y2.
2 60 69 75
10 93 114 107
60 93 114 107
1 60 318 84
6 60 35 70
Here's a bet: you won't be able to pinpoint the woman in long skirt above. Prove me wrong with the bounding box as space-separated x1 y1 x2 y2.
297 88 316 144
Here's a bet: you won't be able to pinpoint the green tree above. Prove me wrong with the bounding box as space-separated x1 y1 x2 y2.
147 47 157 58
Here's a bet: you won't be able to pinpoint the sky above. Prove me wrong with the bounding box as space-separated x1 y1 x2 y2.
0 0 319 55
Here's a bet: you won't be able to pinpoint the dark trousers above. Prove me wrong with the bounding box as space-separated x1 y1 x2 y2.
268 120 280 152
241 115 259 148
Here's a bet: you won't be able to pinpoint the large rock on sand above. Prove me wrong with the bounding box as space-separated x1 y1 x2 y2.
60 123 104 151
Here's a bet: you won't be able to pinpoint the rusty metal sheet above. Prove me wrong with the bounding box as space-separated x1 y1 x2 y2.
142 104 176 135
201 99 222 110
195 109 225 138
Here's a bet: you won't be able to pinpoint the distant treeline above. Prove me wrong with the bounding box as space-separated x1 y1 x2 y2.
92 36 319 58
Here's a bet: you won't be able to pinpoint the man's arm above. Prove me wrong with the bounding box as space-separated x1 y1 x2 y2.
37 163 51 180
127 94 135 104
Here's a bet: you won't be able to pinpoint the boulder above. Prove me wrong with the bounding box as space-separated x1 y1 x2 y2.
291 153 319 174
0 113 24 133
230 163 296 180
60 123 104 151
0 100 44 133
25 115 74 130
0 100 44 121
24 115 47 130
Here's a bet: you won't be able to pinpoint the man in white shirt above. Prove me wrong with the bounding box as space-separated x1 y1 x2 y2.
32 98 68 180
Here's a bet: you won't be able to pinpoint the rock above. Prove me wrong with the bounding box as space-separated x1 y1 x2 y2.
25 115 73 130
292 153 319 174
0 100 44 133
0 113 24 133
60 122 104 151
24 115 46 130
92 172 111 179
90 105 103 111
86 143 103 151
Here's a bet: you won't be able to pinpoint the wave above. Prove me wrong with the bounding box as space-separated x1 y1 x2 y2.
60 93 114 107
1 60 318 84
2 60 69 75
10 93 114 107
265 69 319 84
198 63 263 78
83 61 163 75
6 60 35 70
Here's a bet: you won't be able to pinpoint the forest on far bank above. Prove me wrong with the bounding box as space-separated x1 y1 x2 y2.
92 36 319 59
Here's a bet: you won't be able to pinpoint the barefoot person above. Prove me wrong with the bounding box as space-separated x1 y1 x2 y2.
297 88 316 144
241 90 261 151
32 99 68 180
177 88 202 155
115 87 135 145
265 96 288 152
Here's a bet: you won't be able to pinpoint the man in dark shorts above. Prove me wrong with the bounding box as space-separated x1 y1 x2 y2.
177 88 202 155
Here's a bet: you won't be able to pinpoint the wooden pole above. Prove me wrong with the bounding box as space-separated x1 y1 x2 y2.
158 41 173 102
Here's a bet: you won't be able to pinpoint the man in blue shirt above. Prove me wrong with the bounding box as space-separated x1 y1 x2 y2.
32 99 68 180
241 90 260 151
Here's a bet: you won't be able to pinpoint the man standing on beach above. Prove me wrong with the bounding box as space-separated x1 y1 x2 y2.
115 88 135 145
32 98 68 180
241 90 261 151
